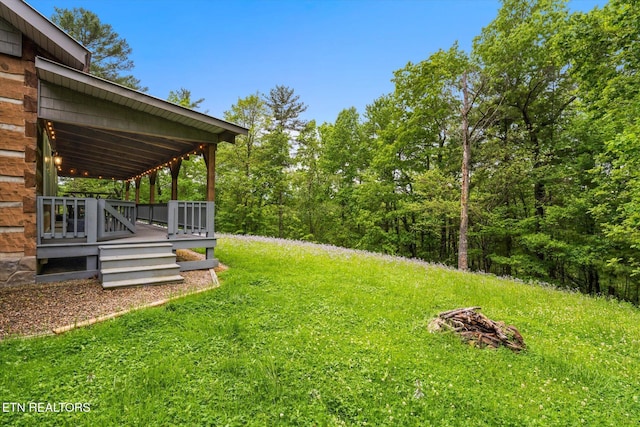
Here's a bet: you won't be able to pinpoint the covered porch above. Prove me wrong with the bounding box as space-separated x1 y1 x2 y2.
34 57 247 287
37 198 216 282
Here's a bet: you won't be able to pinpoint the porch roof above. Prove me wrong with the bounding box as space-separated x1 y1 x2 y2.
0 0 89 70
35 56 248 181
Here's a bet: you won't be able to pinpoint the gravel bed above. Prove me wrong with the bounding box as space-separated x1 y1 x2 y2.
0 250 221 340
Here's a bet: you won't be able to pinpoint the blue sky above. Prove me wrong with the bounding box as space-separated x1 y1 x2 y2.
29 0 602 125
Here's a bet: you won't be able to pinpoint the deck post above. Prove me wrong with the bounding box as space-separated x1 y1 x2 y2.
167 200 176 237
149 170 157 204
205 201 215 262
202 143 217 264
206 201 215 237
202 140 218 202
85 198 98 243
135 177 141 204
170 158 182 200
85 198 98 271
125 180 131 201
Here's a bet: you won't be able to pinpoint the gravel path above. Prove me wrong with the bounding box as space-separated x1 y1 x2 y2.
0 250 220 340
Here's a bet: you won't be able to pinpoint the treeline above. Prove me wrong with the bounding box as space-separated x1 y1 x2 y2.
212 0 640 304
61 0 639 303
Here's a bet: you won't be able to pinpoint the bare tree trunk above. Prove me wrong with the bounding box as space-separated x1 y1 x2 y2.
458 72 471 271
278 191 284 238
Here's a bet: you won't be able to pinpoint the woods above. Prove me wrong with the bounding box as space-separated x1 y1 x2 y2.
211 0 640 304
54 0 640 303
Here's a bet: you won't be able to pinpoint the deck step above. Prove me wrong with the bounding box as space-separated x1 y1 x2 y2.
100 253 177 269
99 243 182 288
102 275 184 289
98 242 173 257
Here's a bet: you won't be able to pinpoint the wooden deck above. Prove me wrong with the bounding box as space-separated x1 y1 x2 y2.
36 199 218 284
105 222 200 243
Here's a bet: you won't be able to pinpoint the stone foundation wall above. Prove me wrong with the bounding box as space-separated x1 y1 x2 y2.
0 38 38 287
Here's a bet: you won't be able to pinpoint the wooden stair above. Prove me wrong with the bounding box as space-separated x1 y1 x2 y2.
99 243 183 289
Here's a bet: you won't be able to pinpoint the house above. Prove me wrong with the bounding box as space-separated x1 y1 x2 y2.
0 0 247 288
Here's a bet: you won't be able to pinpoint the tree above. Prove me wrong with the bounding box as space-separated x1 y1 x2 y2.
264 85 308 131
393 46 475 265
473 0 578 278
262 85 308 237
217 94 271 234
458 65 504 271
52 7 144 90
562 0 640 301
292 121 326 240
319 108 370 246
393 50 463 262
458 71 472 271
168 88 205 111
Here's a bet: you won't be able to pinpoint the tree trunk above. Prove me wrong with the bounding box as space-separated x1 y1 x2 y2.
440 216 447 259
458 72 471 271
278 190 284 238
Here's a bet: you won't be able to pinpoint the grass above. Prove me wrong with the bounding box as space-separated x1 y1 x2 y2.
1 235 639 426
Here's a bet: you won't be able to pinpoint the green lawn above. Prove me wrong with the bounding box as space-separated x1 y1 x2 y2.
1 236 639 426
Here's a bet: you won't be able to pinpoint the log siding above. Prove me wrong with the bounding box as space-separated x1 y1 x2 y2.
0 28 38 287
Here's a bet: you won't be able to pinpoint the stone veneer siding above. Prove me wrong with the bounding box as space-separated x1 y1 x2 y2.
0 36 39 287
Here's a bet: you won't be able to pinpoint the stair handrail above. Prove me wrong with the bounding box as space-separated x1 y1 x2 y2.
97 199 136 240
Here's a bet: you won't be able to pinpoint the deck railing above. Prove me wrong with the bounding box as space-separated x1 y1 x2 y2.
37 197 136 243
37 197 93 243
38 198 213 244
136 203 169 226
136 201 214 238
168 201 214 238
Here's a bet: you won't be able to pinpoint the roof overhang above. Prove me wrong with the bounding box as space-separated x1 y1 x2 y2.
35 56 248 181
0 0 89 70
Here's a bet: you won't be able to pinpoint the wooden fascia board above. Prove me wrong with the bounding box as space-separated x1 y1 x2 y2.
1 0 88 70
218 130 238 144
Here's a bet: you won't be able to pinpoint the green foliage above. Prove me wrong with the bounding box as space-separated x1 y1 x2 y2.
49 0 640 303
1 236 639 425
167 88 205 111
57 178 125 199
51 7 144 90
560 0 640 299
264 85 308 131
208 0 640 303
49 1 640 302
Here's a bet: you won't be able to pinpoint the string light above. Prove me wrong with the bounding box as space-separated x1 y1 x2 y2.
127 148 205 181
46 121 56 141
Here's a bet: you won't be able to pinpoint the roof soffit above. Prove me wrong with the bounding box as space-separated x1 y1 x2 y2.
36 56 248 140
34 57 248 181
0 0 89 70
